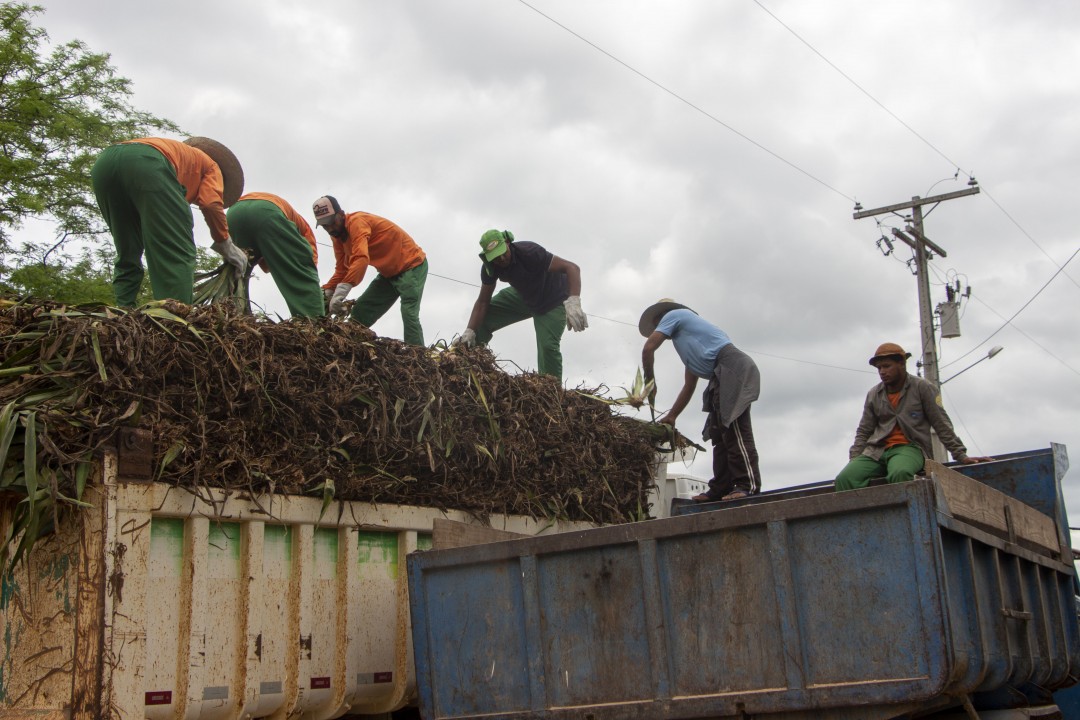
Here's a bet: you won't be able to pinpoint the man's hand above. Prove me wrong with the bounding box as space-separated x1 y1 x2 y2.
328 283 353 315
564 296 588 332
453 328 477 348
960 456 995 464
658 413 677 427
211 238 249 275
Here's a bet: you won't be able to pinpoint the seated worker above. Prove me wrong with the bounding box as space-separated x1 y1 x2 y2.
835 342 991 491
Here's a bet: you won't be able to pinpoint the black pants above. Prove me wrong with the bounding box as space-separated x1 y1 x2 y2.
706 408 761 498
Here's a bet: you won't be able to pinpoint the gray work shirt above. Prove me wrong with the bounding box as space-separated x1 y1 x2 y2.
850 374 968 462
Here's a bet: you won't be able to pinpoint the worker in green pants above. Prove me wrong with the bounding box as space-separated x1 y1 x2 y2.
226 193 325 318
90 137 247 306
834 342 993 491
312 195 428 345
349 259 428 339
454 230 588 378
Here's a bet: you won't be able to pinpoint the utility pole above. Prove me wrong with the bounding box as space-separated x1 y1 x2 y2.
853 182 980 461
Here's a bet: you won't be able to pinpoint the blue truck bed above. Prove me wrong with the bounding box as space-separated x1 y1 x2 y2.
407 446 1079 720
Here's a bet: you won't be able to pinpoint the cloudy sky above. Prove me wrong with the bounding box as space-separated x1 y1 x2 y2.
26 0 1080 523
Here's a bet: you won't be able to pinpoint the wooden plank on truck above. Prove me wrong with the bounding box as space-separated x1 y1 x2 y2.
431 519 527 550
926 460 1060 555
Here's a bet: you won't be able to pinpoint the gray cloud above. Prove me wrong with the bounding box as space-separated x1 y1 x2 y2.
27 0 1080 534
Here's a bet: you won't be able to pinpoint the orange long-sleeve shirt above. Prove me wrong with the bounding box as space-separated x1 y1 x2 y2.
126 138 229 243
323 212 425 288
236 192 318 266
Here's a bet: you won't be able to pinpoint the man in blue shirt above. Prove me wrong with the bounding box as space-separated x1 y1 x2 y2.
455 229 588 378
640 299 762 501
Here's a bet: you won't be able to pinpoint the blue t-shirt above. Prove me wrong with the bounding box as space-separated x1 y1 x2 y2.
655 309 732 379
480 240 568 314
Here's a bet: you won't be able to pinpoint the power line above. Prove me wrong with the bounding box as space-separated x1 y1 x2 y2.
978 186 1080 291
938 243 1080 372
964 294 1080 378
752 0 1080 295
313 240 868 377
514 0 855 204
751 0 964 173
426 274 872 373
939 386 985 457
739 349 873 375
428 271 477 287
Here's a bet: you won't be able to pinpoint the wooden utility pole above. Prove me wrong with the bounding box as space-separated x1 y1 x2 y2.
853 183 980 461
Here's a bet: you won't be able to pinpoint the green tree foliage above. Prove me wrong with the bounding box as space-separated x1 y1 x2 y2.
4 236 116 302
0 2 180 250
1 237 224 305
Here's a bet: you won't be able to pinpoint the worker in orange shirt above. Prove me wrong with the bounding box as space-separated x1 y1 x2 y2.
90 136 249 306
227 192 324 318
312 195 428 345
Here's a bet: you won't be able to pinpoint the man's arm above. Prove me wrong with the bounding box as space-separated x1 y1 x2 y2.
466 282 496 331
849 394 877 460
661 367 699 426
323 238 347 289
920 383 992 463
341 218 371 286
642 330 698 426
548 255 581 296
641 331 666 393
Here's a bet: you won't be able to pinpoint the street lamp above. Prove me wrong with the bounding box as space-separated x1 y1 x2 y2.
941 346 1004 385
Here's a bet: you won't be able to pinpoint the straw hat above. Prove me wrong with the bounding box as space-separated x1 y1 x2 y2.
868 342 912 366
184 136 244 207
638 298 695 337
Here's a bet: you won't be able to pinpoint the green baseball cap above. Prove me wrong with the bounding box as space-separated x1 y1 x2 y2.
479 229 511 261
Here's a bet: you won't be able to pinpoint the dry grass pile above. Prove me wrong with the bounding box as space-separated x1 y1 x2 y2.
1 298 686 565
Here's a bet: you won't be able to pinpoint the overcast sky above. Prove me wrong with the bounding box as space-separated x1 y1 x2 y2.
25 0 1080 528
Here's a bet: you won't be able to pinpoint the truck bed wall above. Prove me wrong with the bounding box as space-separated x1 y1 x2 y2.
407 449 1080 720
0 450 596 719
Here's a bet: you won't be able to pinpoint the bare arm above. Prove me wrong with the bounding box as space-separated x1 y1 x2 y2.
548 255 581 296
466 282 496 331
643 331 699 426
642 331 666 389
662 367 699 425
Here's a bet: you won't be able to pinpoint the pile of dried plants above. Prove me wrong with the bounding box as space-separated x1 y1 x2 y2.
0 297 687 567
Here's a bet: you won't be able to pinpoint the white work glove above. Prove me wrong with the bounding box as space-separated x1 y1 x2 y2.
328 282 353 315
563 295 588 332
211 238 249 275
323 287 334 303
453 328 477 348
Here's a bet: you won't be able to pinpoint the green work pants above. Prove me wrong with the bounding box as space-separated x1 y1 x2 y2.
91 143 197 306
476 287 566 377
226 200 325 318
351 259 428 345
834 443 925 492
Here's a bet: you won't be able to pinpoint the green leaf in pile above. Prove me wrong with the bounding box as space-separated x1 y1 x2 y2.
155 441 185 482
74 458 92 501
23 411 37 516
89 327 107 381
0 402 18 474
